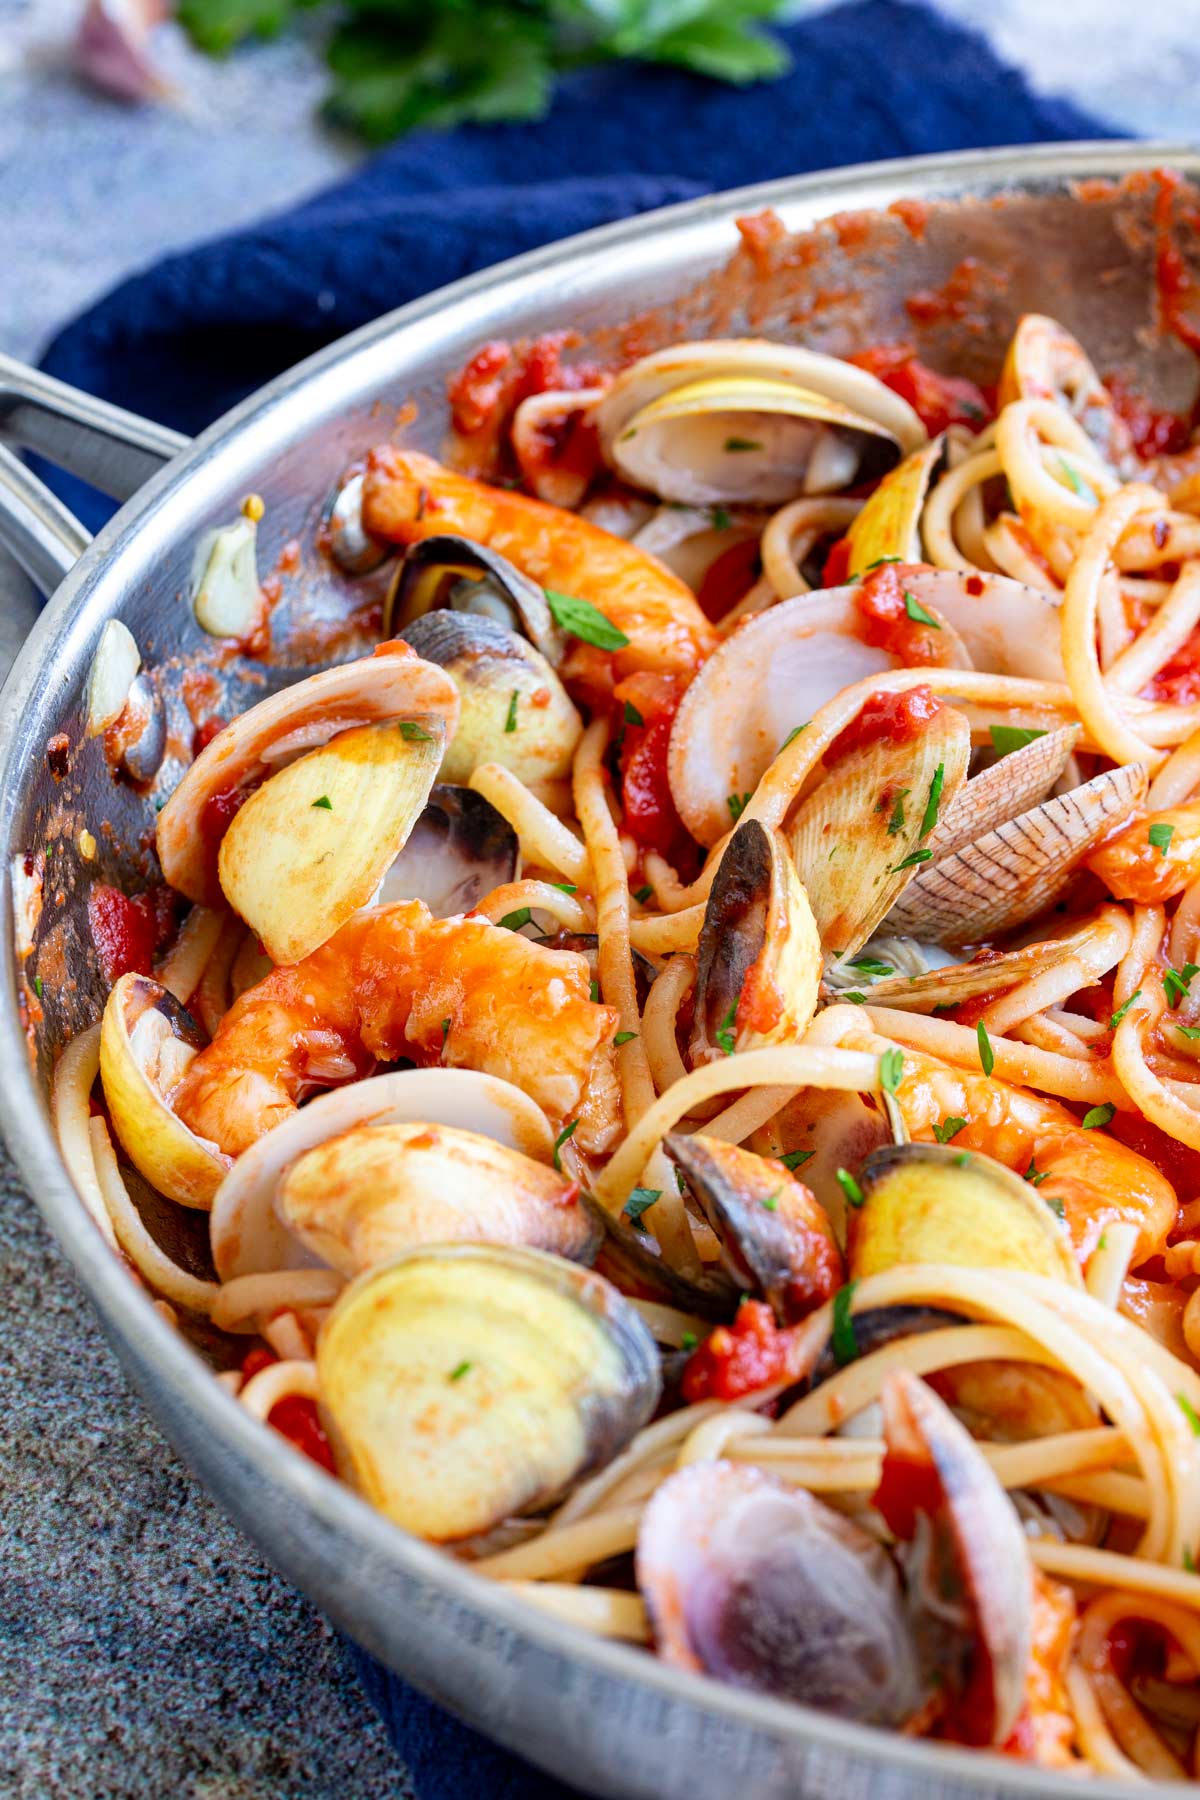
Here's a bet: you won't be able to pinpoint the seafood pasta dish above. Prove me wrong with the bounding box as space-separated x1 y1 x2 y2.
41 209 1200 1781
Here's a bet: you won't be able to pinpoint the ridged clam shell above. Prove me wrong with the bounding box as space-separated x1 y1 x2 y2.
885 762 1147 944
846 930 1084 1012
925 724 1081 861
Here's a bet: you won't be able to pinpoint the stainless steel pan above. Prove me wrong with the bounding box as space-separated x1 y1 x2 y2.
2 141 1198 1800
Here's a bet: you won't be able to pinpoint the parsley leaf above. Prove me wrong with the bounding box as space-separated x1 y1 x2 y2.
779 1148 814 1170
32 975 43 1000
311 794 333 810
891 847 933 871
624 1188 660 1229
1165 961 1200 1010
989 724 1047 758
836 1168 865 1208
727 791 751 822
545 588 629 650
1110 991 1142 1030
633 884 652 904
850 958 893 978
761 1190 780 1211
780 724 806 752
976 1019 994 1077
552 1119 578 1172
863 555 902 570
499 906 532 931
1149 820 1175 856
680 1330 698 1352
832 1282 860 1366
715 1001 737 1056
903 589 940 628
504 690 519 733
1179 1393 1200 1437
933 1115 966 1144
623 700 644 727
919 762 945 838
710 507 732 532
879 1047 904 1094
1044 1194 1066 1219
886 787 910 836
448 1360 472 1382
1024 1159 1049 1186
399 720 435 741
724 436 763 452
551 882 577 894
613 1030 637 1046
1082 1102 1116 1130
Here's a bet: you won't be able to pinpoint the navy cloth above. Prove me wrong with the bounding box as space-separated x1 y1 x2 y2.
40 3 1112 1793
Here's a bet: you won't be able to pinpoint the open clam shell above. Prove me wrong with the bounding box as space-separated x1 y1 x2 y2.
383 533 566 666
843 927 1086 1013
399 611 581 785
785 699 971 962
219 715 446 965
209 1067 555 1281
998 313 1131 470
893 567 1065 683
608 374 905 507
691 820 821 1062
377 784 518 917
157 646 459 907
663 1133 843 1324
876 1372 1034 1746
924 724 1081 862
667 585 967 848
845 436 948 574
587 1196 739 1322
884 761 1147 944
316 1245 661 1542
276 1120 601 1277
636 1461 926 1726
100 973 229 1209
847 1142 1081 1287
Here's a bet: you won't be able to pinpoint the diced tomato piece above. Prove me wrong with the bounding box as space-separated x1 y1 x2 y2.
850 342 992 435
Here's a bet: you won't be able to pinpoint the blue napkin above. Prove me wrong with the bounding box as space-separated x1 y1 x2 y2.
39 2 1111 1793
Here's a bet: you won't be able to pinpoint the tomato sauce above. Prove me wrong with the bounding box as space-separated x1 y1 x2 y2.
612 673 693 867
850 342 991 435
821 535 853 587
1106 373 1193 459
696 538 761 622
681 1299 800 1404
88 882 178 983
238 1348 334 1472
1107 1108 1200 1202
448 332 608 454
1153 170 1200 360
853 563 942 665
828 682 942 763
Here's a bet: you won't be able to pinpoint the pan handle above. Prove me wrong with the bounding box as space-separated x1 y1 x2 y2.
0 351 191 599
0 351 189 501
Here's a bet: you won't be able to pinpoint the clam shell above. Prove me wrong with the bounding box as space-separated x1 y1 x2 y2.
610 374 903 507
845 436 947 573
209 1066 555 1281
317 1245 661 1541
998 313 1131 470
324 470 392 575
400 611 581 785
384 533 566 666
845 929 1085 1012
99 973 229 1210
691 819 821 1061
884 762 1148 944
899 567 1065 682
925 724 1081 861
785 701 971 961
377 784 518 917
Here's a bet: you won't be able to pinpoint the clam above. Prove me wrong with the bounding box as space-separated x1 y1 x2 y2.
884 760 1147 944
636 1461 926 1726
663 1133 843 1324
210 1066 555 1281
156 646 459 957
785 697 970 962
587 1196 739 1321
323 469 392 576
690 820 821 1061
316 1245 661 1541
376 784 518 917
399 611 581 786
844 437 947 574
667 587 960 848
99 972 229 1209
897 567 1065 682
596 340 925 507
383 533 565 666
875 1371 1034 1745
837 924 1086 1014
997 314 1131 470
276 1120 601 1276
846 1142 1081 1287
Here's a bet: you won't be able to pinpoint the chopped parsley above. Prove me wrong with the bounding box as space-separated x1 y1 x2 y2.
780 1148 814 1170
1044 1194 1066 1219
398 720 435 741
633 885 652 904
613 1030 637 1046
1185 1546 1198 1574
1179 1393 1200 1437
851 957 893 978
1109 991 1142 1030
504 690 519 733
989 724 1047 758
976 1019 994 1077
727 791 751 823
1024 1159 1049 1187
836 1167 865 1209
624 1188 661 1229
1177 1024 1200 1041
681 1331 698 1352
920 763 945 839
448 1361 472 1382
832 1281 860 1366
499 906 532 931
843 991 867 1004
891 847 933 871
1082 1102 1116 1130
715 1001 738 1056
623 699 644 727
311 795 333 810
761 1190 780 1212
933 1115 966 1144
440 1016 451 1044
32 975 43 1000
1149 821 1176 856
723 437 763 452
552 1119 578 1171
589 979 600 1003
1164 961 1200 1010
781 724 806 752
552 882 578 894
903 589 940 628
886 787 910 836
863 555 902 570
710 507 732 532
544 588 630 651
879 1047 904 1094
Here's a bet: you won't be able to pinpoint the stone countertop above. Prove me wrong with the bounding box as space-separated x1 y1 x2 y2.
0 3 1196 1797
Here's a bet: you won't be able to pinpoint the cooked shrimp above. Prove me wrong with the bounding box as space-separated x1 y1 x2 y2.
1087 805 1200 903
360 448 717 693
888 1041 1175 1264
171 899 621 1158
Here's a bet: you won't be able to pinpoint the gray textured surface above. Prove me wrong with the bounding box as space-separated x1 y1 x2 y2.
0 2 1195 1797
